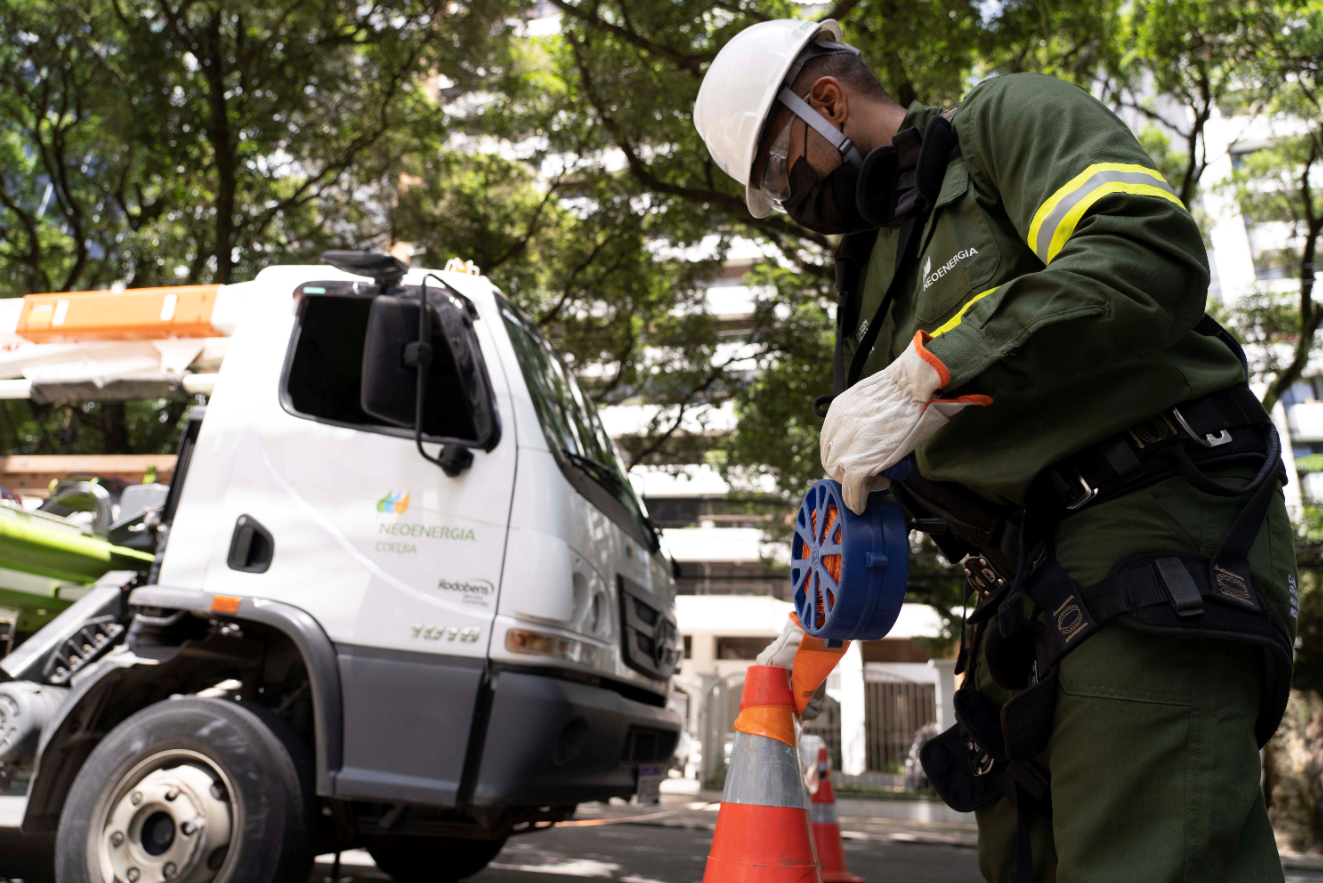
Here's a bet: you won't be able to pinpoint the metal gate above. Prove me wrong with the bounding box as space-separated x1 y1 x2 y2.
864 681 935 772
801 695 842 771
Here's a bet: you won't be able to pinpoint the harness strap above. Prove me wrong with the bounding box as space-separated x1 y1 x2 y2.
777 87 864 168
1043 383 1274 513
840 127 924 393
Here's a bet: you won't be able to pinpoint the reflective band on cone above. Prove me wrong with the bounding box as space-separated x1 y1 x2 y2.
703 665 822 883
809 747 864 883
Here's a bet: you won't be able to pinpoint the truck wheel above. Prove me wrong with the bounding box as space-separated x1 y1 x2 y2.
54 697 315 883
368 836 507 882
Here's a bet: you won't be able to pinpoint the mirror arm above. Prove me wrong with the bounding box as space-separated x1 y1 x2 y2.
415 275 475 477
438 445 475 477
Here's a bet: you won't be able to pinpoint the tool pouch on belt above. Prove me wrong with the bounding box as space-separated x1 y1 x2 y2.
920 687 1008 813
1000 667 1058 762
919 724 1002 812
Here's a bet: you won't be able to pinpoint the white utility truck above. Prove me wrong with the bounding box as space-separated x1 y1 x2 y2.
0 252 682 883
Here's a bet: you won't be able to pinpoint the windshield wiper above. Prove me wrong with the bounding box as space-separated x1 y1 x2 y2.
563 451 627 491
562 450 660 551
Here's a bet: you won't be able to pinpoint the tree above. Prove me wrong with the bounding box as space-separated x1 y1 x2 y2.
1219 1 1323 414
1222 130 1323 413
1104 1 1270 206
0 0 514 453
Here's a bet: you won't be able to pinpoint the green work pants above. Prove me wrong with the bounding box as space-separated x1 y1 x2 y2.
972 470 1298 882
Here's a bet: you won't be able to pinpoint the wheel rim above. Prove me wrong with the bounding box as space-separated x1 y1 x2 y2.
93 749 238 883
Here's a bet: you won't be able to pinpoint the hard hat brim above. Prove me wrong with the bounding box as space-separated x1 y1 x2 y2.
718 18 844 220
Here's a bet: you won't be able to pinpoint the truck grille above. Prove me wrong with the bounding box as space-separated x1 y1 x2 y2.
617 574 680 680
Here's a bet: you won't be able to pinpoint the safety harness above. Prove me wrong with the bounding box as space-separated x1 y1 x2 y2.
913 362 1292 882
827 109 1294 883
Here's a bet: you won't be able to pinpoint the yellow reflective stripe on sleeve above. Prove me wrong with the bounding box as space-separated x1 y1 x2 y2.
1046 181 1183 263
1027 163 1181 264
931 286 999 337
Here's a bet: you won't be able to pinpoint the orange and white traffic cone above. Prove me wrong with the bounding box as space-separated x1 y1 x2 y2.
809 746 865 883
703 665 822 883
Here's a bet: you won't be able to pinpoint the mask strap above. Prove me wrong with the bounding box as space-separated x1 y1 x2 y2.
777 87 864 168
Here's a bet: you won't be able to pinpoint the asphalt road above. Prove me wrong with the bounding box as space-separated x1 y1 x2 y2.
0 821 980 883
4 796 1323 883
0 794 980 883
310 822 982 883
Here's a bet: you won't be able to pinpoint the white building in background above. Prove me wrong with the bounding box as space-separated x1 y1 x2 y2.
1193 107 1315 510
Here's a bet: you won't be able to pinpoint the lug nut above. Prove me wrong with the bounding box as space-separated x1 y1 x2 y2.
130 791 143 806
165 787 180 801
127 868 140 882
164 862 178 879
181 821 196 836
110 831 124 847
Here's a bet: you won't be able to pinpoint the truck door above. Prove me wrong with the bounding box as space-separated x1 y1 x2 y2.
180 278 517 805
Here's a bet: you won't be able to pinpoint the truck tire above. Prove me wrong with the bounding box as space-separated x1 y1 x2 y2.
368 835 507 882
54 697 315 883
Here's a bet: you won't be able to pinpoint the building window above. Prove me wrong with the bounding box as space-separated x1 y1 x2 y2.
715 636 770 660
683 635 692 659
673 561 790 600
641 496 788 529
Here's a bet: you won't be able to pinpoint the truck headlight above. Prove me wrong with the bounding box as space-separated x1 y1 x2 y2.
505 628 600 667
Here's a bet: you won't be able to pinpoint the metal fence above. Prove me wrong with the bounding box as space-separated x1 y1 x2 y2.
801 695 842 772
864 681 936 772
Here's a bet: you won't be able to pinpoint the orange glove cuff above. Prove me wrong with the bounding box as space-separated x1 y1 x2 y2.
788 612 850 714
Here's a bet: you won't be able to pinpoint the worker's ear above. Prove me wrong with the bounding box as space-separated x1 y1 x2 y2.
808 77 849 127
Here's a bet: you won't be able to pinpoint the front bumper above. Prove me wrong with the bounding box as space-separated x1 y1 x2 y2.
470 669 681 807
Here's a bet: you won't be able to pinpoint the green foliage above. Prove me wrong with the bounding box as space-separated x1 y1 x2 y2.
0 0 512 294
0 398 195 455
0 3 1320 686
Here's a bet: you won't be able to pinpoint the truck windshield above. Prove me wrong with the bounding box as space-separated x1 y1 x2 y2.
498 298 657 550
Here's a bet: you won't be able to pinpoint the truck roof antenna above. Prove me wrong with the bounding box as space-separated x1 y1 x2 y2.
322 250 409 289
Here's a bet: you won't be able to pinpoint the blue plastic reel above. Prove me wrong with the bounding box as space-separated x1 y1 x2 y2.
791 478 910 643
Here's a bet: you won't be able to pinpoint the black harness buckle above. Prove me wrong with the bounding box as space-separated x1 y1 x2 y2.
1154 557 1205 618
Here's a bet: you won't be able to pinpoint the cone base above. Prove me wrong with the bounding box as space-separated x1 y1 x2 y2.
704 803 822 883
813 822 863 883
821 872 866 883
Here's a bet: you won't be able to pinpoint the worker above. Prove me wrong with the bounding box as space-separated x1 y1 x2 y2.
694 19 1297 883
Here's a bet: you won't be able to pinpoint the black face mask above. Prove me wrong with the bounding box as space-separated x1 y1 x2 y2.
783 155 865 236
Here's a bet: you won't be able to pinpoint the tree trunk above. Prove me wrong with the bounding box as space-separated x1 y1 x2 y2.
203 9 236 283
101 402 128 454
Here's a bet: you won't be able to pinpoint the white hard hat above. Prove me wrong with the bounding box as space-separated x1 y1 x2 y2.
694 19 849 218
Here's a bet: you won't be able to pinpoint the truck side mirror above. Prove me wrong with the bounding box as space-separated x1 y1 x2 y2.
360 291 501 468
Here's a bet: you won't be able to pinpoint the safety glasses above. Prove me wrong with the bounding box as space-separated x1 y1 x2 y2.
758 114 796 212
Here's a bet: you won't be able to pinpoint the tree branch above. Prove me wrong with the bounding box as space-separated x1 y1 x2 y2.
565 30 831 251
548 0 713 70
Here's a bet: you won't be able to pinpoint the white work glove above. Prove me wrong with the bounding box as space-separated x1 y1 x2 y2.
820 331 992 515
756 618 826 721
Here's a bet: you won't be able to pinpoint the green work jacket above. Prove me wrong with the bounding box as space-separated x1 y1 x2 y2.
842 73 1244 506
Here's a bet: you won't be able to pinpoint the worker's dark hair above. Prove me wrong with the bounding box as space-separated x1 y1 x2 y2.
793 52 897 106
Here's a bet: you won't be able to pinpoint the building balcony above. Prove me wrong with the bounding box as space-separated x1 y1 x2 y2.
1287 401 1323 443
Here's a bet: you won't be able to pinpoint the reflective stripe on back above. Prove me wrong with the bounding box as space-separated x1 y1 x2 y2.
1028 163 1182 264
722 731 811 808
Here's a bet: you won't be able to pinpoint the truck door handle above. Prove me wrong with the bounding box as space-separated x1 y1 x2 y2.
227 515 274 573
